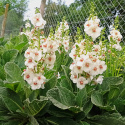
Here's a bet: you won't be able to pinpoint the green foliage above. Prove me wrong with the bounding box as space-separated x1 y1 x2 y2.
4 62 25 86
0 1 4 16
0 87 23 112
47 87 76 110
0 0 28 38
23 96 48 116
0 1 125 123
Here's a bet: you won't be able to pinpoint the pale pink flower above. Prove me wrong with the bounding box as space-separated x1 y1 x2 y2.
77 77 88 89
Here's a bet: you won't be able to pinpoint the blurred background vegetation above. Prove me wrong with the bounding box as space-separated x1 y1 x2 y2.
0 0 28 38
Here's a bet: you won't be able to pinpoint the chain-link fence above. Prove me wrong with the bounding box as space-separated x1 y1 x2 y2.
44 0 125 42
1 0 125 41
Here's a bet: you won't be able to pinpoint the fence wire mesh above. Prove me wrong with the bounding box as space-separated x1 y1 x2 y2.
0 0 125 42
44 0 125 42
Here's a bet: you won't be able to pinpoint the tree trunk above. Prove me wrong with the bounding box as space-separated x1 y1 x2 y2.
40 0 46 17
1 4 9 37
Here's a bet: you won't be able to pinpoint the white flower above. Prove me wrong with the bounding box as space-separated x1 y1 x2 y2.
31 13 46 29
98 61 107 74
70 62 75 70
25 58 37 69
84 16 102 41
64 46 69 52
30 48 42 61
57 72 61 79
25 31 32 38
23 68 34 84
35 73 46 84
47 40 59 53
112 43 122 51
42 42 48 53
77 77 88 89
108 29 122 43
84 20 93 29
89 64 99 76
83 59 93 73
94 75 104 84
69 49 77 61
30 77 42 90
93 45 101 53
85 26 102 41
20 32 24 35
70 71 78 83
24 48 32 58
73 64 83 74
45 54 56 65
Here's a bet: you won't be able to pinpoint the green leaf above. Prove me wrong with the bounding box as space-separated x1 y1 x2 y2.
4 81 21 93
0 65 6 80
108 87 120 101
61 65 73 91
0 87 23 112
0 96 9 116
99 77 123 94
76 88 87 107
87 113 125 125
61 65 71 81
0 120 21 125
0 46 4 56
47 86 76 110
91 91 116 112
23 96 48 116
91 91 103 107
2 49 18 64
29 116 39 125
14 42 28 51
74 111 85 121
119 88 125 99
4 62 25 85
83 100 93 115
0 79 4 87
44 70 55 79
40 76 57 96
46 117 79 125
48 105 74 118
15 53 25 68
55 51 64 71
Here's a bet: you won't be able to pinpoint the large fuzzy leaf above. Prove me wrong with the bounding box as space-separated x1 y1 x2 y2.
47 87 78 111
46 116 79 125
76 88 87 107
23 96 48 116
0 64 6 80
87 113 125 125
91 91 103 107
99 77 123 94
48 105 74 118
61 65 73 91
91 91 116 111
2 49 18 64
15 42 28 51
0 87 23 112
4 62 25 85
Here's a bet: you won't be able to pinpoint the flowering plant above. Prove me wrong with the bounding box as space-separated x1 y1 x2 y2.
0 4 125 125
